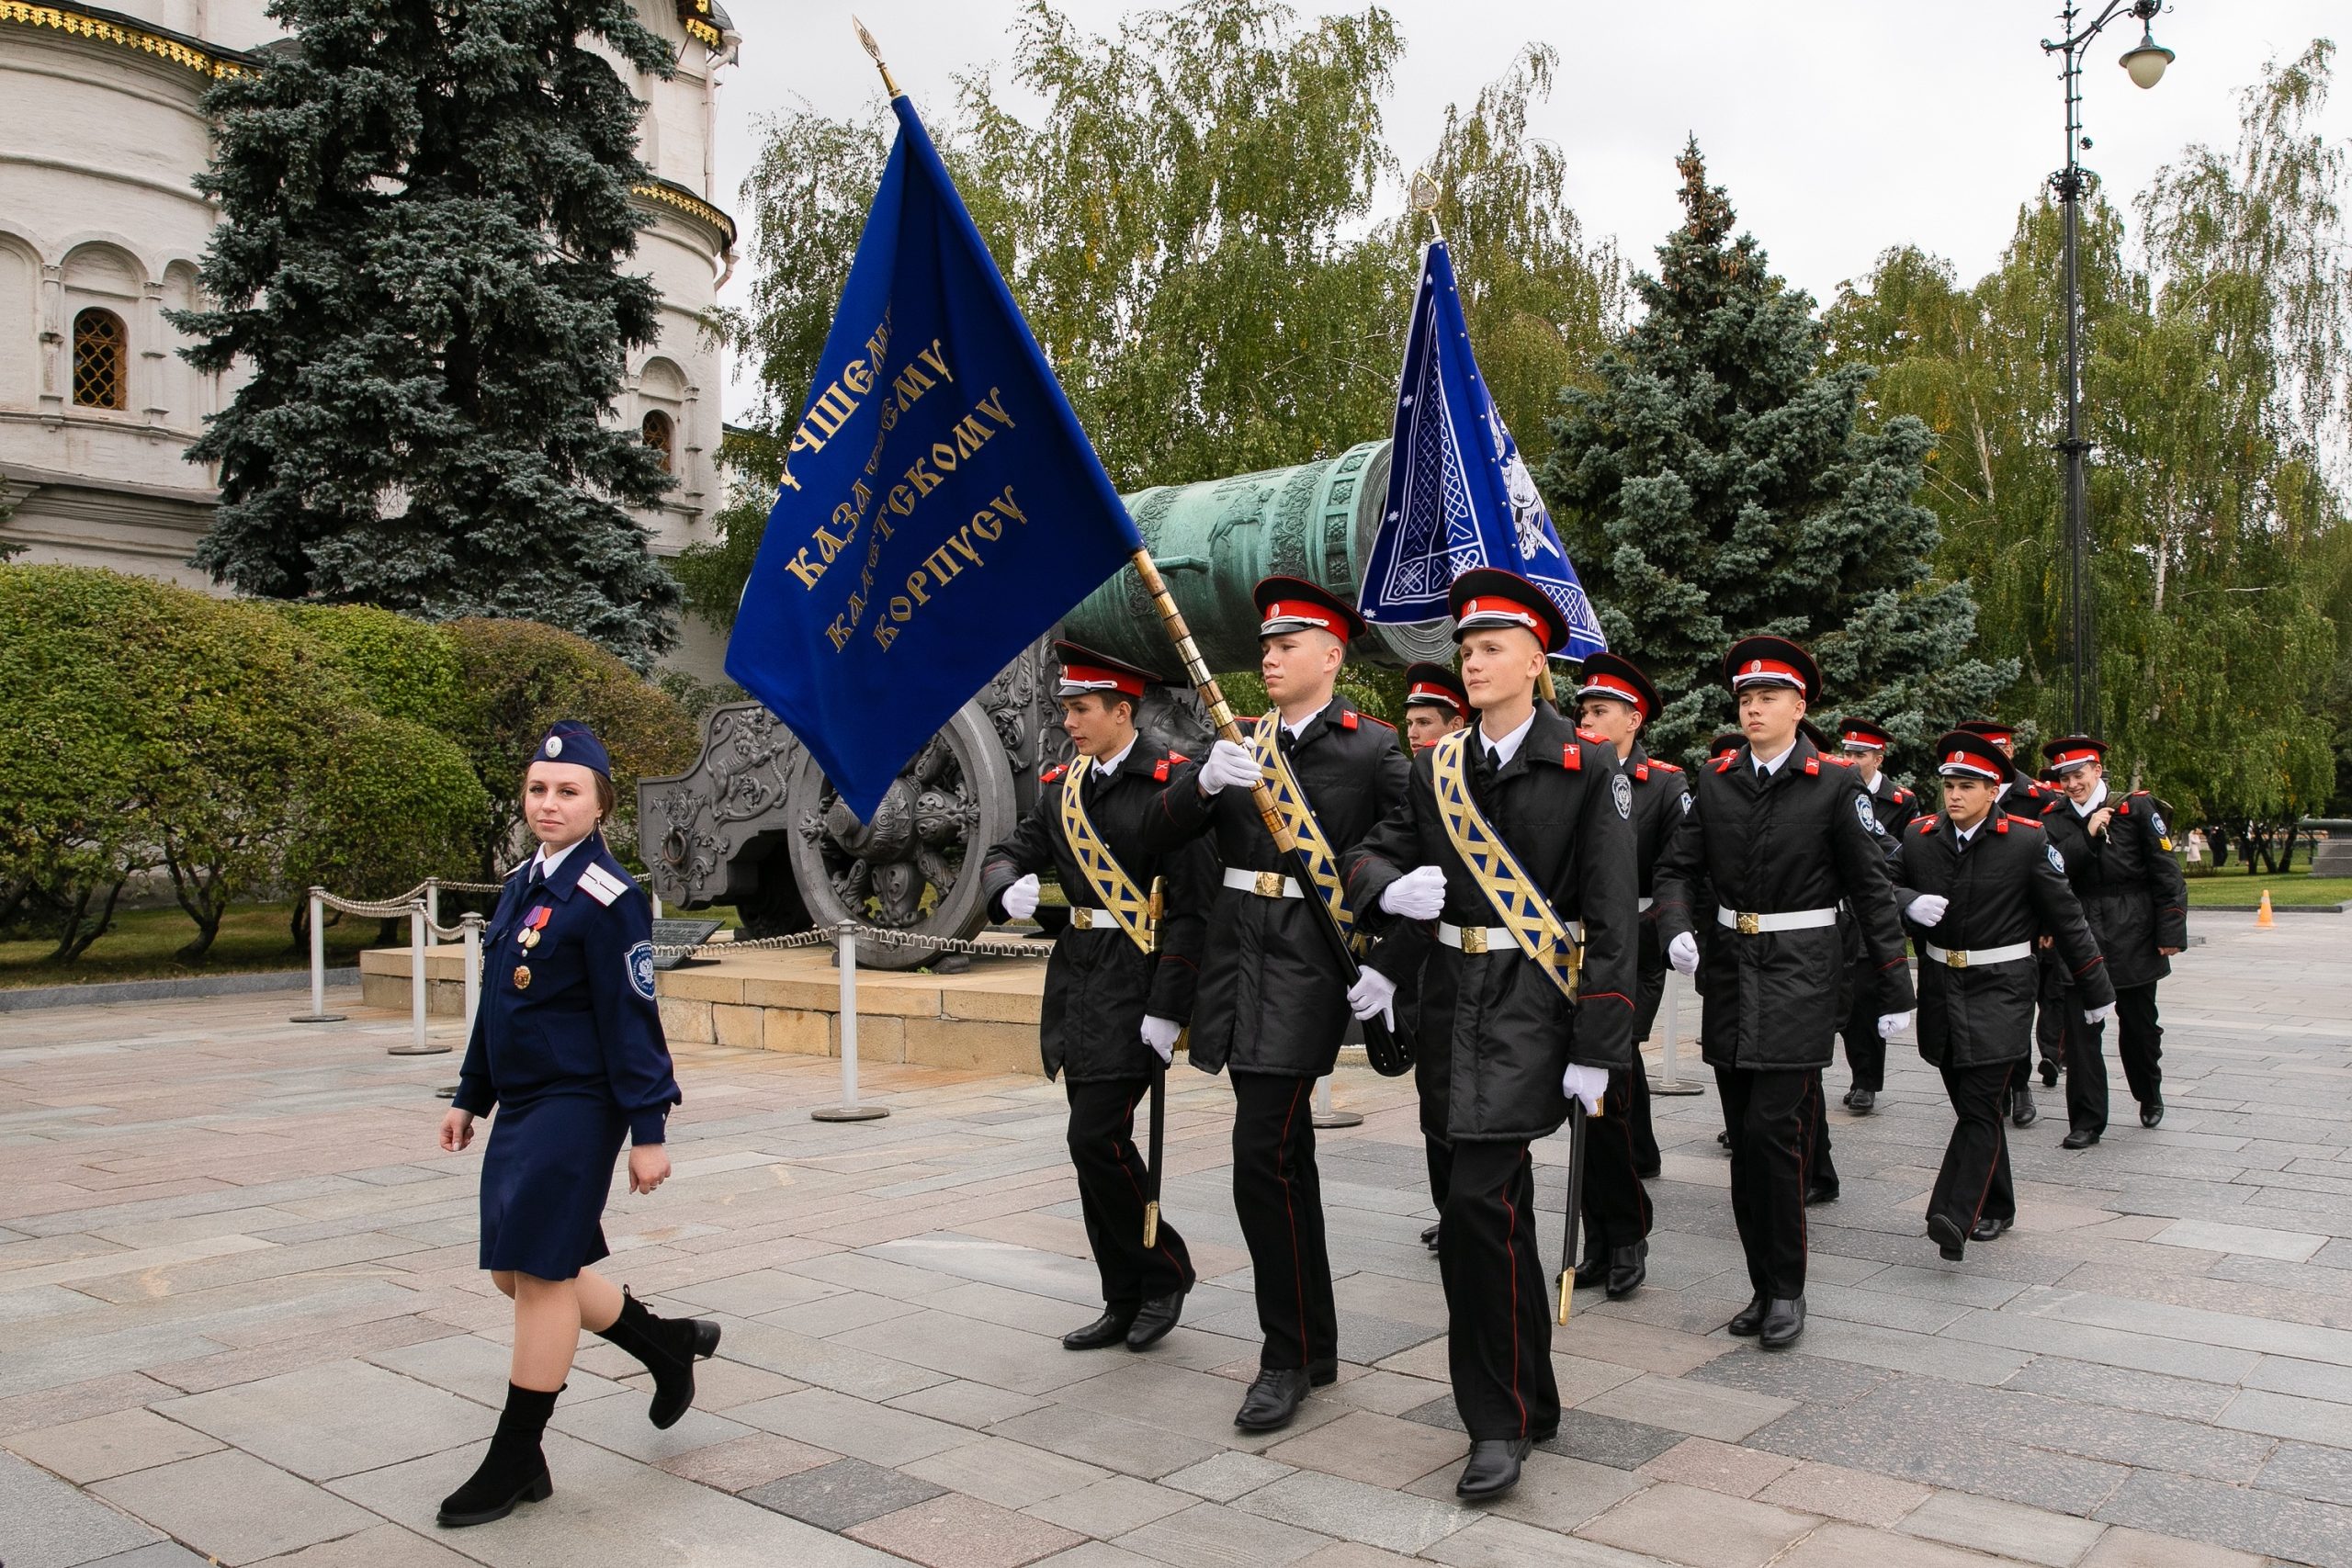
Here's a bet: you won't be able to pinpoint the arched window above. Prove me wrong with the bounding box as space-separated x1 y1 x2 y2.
641 409 674 474
72 309 126 411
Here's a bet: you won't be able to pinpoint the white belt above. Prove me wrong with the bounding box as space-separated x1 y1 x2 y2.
1437 921 1515 953
1924 941 2033 969
1717 906 1839 935
1224 867 1303 899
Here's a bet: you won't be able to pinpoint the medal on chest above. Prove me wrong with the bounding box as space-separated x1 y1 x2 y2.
517 905 551 950
513 964 532 990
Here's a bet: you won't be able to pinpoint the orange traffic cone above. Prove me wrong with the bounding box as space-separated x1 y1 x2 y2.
2256 890 2276 929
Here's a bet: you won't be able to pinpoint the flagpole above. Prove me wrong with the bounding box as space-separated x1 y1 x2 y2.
1408 171 1557 707
853 16 903 97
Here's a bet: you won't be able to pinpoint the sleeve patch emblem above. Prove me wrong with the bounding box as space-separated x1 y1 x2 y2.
1857 794 1885 835
1679 790 1693 815
628 940 657 999
1611 773 1633 819
2150 810 2168 839
2048 844 2067 874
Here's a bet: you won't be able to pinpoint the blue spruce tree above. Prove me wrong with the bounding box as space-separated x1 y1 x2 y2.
1543 141 2012 771
174 0 681 666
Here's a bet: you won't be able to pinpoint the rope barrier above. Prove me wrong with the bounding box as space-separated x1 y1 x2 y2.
650 922 1055 961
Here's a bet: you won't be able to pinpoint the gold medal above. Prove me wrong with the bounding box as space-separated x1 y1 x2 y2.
513 964 532 990
522 929 539 949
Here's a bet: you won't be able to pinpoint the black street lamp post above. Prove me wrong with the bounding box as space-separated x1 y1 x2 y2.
2042 2 2175 737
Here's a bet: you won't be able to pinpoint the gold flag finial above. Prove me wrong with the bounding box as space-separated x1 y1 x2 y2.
852 17 903 97
1409 169 1443 240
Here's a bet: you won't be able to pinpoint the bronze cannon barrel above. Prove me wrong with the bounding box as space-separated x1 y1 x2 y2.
1066 438 1453 675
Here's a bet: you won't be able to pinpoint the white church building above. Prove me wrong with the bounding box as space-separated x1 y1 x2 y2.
0 0 741 670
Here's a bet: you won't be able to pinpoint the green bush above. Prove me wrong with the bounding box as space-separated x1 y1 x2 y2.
277 604 466 729
284 711 491 910
443 618 699 871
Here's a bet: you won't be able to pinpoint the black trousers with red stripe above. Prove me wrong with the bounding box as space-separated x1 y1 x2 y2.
1441 1139 1559 1441
1928 1060 2016 1234
1230 1071 1337 1371
1065 1077 1193 1313
1714 1066 1815 1301
1578 1066 1653 1256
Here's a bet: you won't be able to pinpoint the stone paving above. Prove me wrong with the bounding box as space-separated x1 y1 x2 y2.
4 914 2349 1568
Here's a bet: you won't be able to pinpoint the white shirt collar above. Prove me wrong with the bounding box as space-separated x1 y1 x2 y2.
1280 701 1332 740
533 837 586 880
1952 816 1984 845
1751 739 1796 776
2072 779 2109 816
1478 707 1540 768
1092 735 1138 778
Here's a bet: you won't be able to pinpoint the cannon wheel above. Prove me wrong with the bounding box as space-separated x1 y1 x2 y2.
781 700 1020 970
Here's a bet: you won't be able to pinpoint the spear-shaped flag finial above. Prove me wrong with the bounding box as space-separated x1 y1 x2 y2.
852 16 902 97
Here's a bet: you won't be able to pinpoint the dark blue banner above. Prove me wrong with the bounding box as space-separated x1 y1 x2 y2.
1358 240 1606 660
726 96 1144 820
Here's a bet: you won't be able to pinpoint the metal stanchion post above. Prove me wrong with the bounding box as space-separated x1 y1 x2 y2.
460 913 483 1040
390 903 451 1055
290 887 345 1023
1649 971 1703 1096
1310 1072 1362 1129
424 877 440 931
813 920 888 1122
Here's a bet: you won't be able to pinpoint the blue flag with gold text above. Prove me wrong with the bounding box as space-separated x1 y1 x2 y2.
726 95 1144 820
1358 240 1605 660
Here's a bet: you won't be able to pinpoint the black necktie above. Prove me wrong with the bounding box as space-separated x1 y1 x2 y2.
1487 745 1502 773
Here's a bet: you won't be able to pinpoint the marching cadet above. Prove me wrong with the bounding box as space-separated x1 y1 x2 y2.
1143 577 1419 1434
1343 570 1636 1501
1569 650 1677 1296
1703 730 1744 1155
2040 736 2188 1143
1954 718 2064 1129
979 644 1216 1354
1889 731 2113 1260
1655 639 1914 1349
1832 718 1924 1114
435 723 716 1529
1401 661 1472 1252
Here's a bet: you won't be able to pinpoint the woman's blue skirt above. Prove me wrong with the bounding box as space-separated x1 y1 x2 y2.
477 1090 627 1279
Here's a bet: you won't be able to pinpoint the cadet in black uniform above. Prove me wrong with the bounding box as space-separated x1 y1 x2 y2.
1568 651 1675 1296
1889 731 2113 1260
436 723 715 1529
1400 662 1472 1251
2041 736 2187 1144
1832 718 1924 1113
1655 639 1915 1348
1702 730 1744 1156
1955 719 2066 1129
1143 577 1420 1433
1345 570 1636 1501
979 644 1216 1354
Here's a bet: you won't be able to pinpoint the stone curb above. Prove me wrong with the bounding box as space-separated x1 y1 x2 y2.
0 966 361 1013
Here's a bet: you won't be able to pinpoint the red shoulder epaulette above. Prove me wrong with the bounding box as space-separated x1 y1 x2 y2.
1651 759 1683 773
1714 753 1738 773
1041 763 1067 783
1634 761 1650 782
1562 742 1581 771
1893 788 1910 804
1919 817 1940 832
1577 726 1608 745
2041 798 2064 815
2116 800 2132 816
1804 756 1822 775
1821 753 1855 768
2004 813 2037 828
1340 710 1360 731
1356 712 1393 730
1995 816 2010 835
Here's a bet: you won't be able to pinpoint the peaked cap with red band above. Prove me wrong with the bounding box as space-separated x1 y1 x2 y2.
1932 729 2007 781
1837 716 1892 751
1051 639 1154 700
1254 575 1365 644
1576 650 1659 722
1956 719 2018 751
1722 635 1821 702
1447 567 1570 653
1401 661 1469 719
2040 733 2108 774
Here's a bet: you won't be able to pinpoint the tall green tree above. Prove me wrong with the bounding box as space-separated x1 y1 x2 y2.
175 0 682 668
1544 141 2011 767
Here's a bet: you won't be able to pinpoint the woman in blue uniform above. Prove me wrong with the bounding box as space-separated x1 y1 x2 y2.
435 721 717 1528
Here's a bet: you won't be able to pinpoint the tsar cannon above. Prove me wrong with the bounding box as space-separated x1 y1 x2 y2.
638 438 1452 967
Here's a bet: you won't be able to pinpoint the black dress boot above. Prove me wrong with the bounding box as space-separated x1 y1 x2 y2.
1572 1246 1608 1289
1062 1308 1137 1350
1234 1368 1311 1431
1758 1297 1805 1349
594 1288 721 1428
1125 1291 1186 1350
1455 1438 1532 1500
1605 1240 1648 1301
437 1383 559 1528
2140 1097 2164 1128
2011 1081 2039 1129
1726 1294 1768 1337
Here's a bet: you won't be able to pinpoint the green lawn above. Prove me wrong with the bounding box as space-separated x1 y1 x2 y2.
2185 875 2352 908
4 900 392 989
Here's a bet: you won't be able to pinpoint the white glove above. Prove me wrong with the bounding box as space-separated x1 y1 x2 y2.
1668 932 1700 976
1379 865 1446 920
1877 1010 1914 1039
1561 1062 1610 1116
1905 894 1949 928
2083 1002 2116 1026
1197 739 1261 795
1140 1015 1180 1064
1001 873 1040 921
1346 967 1397 1029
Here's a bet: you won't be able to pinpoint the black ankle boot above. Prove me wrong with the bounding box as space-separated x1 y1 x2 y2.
594 1288 721 1429
438 1383 559 1528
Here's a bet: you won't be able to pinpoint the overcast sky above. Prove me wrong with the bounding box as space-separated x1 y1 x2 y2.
708 2 2347 421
